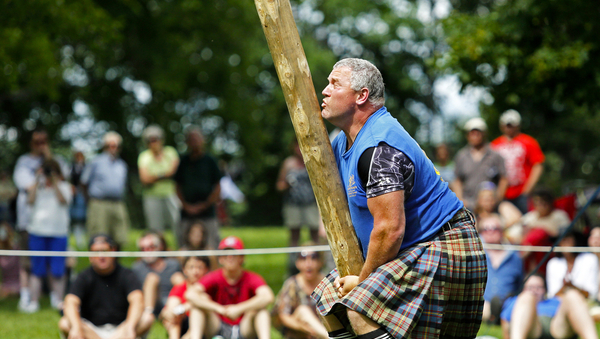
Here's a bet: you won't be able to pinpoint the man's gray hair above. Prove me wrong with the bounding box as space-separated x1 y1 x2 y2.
142 124 164 144
333 58 385 107
102 131 122 146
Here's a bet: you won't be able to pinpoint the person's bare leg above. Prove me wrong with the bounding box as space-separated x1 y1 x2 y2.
320 314 344 332
347 310 380 335
482 301 491 323
290 228 301 247
164 317 182 339
509 291 542 339
293 304 328 339
239 309 271 339
28 275 42 305
49 275 66 307
58 316 103 339
550 289 598 339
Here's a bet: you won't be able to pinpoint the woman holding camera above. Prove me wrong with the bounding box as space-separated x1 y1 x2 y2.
22 158 72 313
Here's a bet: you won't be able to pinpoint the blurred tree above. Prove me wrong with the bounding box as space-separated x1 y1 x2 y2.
442 0 600 191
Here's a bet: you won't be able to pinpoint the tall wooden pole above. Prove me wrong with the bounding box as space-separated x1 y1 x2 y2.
255 0 364 276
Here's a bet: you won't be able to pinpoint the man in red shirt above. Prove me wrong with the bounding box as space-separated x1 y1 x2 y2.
491 109 545 214
185 236 274 339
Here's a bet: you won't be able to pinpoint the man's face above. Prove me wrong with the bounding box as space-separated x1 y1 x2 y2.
500 123 519 138
589 227 600 248
186 132 205 153
139 236 160 264
524 276 546 303
321 66 359 126
105 140 120 157
30 132 49 156
479 218 503 244
89 242 116 274
218 252 244 270
467 129 484 147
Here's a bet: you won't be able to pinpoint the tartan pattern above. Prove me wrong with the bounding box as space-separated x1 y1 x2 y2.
312 209 487 339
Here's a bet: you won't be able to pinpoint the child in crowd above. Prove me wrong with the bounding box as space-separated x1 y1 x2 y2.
161 256 211 339
0 222 20 298
272 245 328 339
179 221 217 269
24 159 72 312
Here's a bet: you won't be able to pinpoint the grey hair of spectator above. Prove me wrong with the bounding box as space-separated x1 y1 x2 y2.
184 125 204 139
102 131 122 146
142 124 164 144
333 58 385 107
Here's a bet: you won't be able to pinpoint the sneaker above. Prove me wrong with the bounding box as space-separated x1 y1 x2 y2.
21 300 40 313
50 292 62 309
17 297 30 312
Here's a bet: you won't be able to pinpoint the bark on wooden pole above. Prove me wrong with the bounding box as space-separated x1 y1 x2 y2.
254 0 364 276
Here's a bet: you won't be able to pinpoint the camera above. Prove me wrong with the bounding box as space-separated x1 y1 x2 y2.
43 166 53 176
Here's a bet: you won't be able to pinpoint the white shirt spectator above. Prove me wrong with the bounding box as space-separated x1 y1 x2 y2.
546 252 598 299
28 181 73 237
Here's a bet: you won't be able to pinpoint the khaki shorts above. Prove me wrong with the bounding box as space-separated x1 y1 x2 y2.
282 203 320 229
86 199 130 247
81 319 119 339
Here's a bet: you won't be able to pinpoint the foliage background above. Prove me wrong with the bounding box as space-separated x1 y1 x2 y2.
1 0 599 226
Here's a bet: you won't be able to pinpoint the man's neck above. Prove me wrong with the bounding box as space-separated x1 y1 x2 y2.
343 105 382 150
189 150 204 160
94 264 117 276
223 267 243 283
148 258 166 272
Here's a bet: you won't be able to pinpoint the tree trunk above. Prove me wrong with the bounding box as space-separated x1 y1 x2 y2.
254 0 364 276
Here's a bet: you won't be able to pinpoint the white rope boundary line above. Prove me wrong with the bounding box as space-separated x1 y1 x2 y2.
0 243 599 257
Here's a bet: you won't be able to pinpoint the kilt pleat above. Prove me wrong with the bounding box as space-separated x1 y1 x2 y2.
312 209 487 339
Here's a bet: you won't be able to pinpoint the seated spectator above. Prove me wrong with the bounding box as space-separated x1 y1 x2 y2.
501 274 598 339
272 246 328 339
132 232 184 330
161 256 211 339
586 226 600 321
546 229 598 300
474 182 522 230
0 222 20 298
185 236 274 339
179 221 218 269
512 188 571 273
58 234 149 339
24 159 72 313
434 143 455 186
478 214 523 324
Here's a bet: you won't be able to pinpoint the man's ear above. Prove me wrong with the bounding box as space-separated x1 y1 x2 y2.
356 88 370 105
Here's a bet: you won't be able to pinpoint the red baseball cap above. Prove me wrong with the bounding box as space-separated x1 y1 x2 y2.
218 236 244 250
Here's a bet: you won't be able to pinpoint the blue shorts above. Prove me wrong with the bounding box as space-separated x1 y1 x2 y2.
29 234 68 277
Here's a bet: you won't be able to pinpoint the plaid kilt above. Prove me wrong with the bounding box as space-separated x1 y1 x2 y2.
312 208 487 339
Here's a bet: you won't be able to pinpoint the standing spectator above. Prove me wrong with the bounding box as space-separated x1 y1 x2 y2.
546 230 598 300
174 126 223 249
272 246 328 339
70 150 87 249
276 140 320 247
138 125 181 241
434 143 455 185
478 214 523 324
453 117 508 210
13 128 69 310
0 170 17 223
58 234 149 339
161 256 211 339
80 131 130 248
185 236 274 339
132 231 184 330
491 109 545 214
0 222 20 298
23 158 73 313
500 274 598 339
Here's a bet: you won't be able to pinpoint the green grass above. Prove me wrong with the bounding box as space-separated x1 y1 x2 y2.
0 226 503 339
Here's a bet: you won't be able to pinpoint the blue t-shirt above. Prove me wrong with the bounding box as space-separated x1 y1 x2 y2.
484 250 523 302
501 296 561 322
332 107 463 258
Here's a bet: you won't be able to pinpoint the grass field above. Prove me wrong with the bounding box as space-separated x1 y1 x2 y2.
0 226 503 339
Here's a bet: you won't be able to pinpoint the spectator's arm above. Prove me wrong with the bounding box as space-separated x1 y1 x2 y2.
13 158 37 191
276 159 291 192
522 163 543 196
160 295 183 323
452 179 464 202
63 294 85 339
201 183 221 210
123 290 144 336
165 153 180 178
222 285 274 321
498 201 522 228
138 166 158 185
184 283 226 314
496 176 508 202
27 178 39 205
52 179 68 205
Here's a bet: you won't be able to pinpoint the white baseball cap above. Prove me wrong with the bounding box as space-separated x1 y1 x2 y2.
464 117 487 132
499 109 521 126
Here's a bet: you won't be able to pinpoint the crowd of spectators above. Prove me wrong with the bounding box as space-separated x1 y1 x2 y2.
1 107 600 339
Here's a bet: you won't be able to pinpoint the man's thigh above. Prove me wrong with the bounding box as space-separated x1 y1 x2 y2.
204 311 223 338
143 196 166 231
110 202 130 246
86 200 109 237
549 307 575 339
